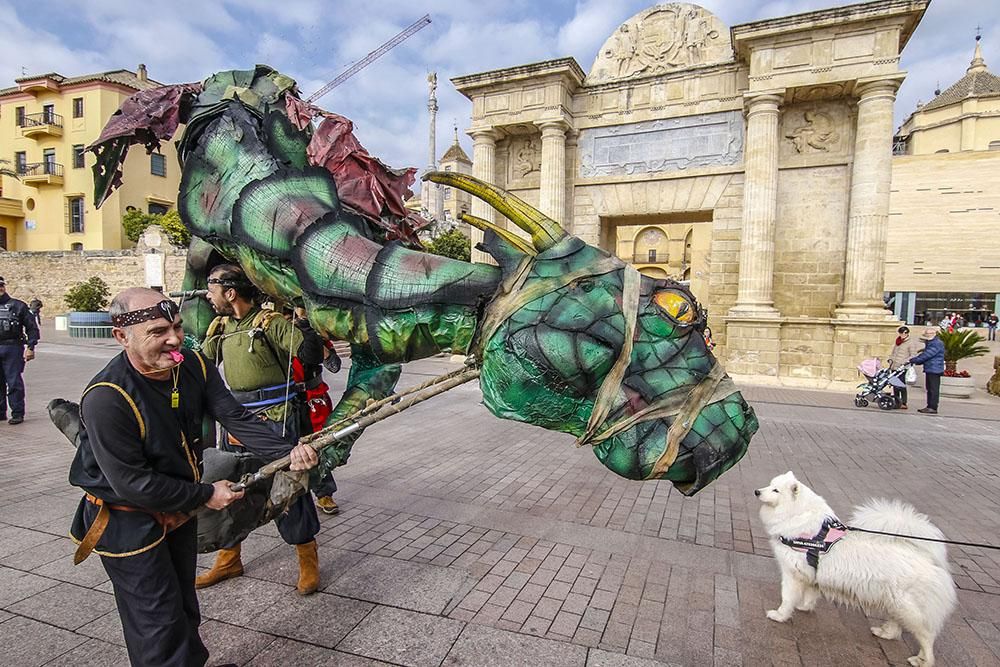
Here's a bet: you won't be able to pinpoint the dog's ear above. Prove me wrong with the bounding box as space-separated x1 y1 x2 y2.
790 483 799 497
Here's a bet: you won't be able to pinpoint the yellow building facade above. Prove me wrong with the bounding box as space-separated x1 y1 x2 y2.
888 39 1000 324
0 66 180 251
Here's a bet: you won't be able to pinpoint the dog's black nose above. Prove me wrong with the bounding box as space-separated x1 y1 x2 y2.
754 489 760 497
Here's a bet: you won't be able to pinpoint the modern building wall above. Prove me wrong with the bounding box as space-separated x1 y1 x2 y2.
887 40 1000 325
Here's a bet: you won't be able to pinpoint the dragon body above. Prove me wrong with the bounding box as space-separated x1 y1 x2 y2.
89 66 758 496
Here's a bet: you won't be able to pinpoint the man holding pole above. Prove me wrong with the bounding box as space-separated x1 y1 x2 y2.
198 264 324 595
68 287 318 667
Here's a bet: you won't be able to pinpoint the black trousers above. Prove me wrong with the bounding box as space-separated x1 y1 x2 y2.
221 410 320 545
892 385 908 406
0 343 26 417
925 372 942 410
100 520 209 667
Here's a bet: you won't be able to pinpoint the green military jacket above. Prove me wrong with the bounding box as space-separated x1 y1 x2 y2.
202 307 302 422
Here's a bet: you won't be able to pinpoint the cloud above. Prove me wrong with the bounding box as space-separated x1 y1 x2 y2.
4 0 999 172
0 5 106 83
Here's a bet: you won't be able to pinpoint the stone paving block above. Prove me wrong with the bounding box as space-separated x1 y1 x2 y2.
248 543 366 589
32 551 109 588
328 554 470 614
442 623 586 667
247 637 390 666
587 647 679 666
199 619 278 665
549 609 583 637
7 581 115 630
0 564 60 607
337 606 464 667
199 576 372 648
0 610 11 623
0 615 87 666
44 637 130 667
76 609 126 647
0 525 63 561
0 535 72 572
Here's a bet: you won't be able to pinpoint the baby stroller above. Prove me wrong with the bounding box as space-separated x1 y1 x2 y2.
854 358 911 410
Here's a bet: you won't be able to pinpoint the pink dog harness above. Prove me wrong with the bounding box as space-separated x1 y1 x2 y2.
780 517 848 569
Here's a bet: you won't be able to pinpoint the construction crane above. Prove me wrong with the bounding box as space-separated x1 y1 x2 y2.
306 14 432 103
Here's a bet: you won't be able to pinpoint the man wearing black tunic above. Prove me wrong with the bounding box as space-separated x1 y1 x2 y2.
68 287 318 667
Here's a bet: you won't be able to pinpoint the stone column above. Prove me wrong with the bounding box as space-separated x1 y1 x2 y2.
536 119 570 223
469 128 500 265
836 77 902 317
730 91 783 317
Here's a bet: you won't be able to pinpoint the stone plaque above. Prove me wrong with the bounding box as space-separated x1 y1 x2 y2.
578 111 743 177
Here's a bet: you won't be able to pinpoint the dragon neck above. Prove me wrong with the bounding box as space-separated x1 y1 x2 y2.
295 225 502 364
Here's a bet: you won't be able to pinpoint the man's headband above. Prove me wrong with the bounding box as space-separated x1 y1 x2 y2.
207 276 251 289
111 299 180 328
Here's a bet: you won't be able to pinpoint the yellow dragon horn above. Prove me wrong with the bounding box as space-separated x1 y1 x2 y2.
459 213 536 256
425 171 566 251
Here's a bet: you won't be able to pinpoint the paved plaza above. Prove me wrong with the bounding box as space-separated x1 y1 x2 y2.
1 332 1000 666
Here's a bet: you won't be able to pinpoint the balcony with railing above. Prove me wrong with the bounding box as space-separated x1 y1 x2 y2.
19 111 64 138
20 162 64 185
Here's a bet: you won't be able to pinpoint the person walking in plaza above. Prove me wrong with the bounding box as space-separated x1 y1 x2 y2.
888 325 922 410
68 287 318 667
0 276 40 425
988 312 998 342
28 298 43 329
199 264 325 595
910 327 945 415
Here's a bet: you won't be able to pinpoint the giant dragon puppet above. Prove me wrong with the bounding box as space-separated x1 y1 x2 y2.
80 66 758 546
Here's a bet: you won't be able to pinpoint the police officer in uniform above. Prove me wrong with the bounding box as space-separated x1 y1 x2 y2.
0 276 40 425
198 264 325 595
69 287 319 667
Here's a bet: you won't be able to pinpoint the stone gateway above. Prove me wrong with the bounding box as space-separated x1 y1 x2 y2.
451 1 930 386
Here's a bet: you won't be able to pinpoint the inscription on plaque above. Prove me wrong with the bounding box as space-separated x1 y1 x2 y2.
578 111 744 177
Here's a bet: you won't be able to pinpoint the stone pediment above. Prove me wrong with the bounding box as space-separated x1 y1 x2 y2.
586 3 733 86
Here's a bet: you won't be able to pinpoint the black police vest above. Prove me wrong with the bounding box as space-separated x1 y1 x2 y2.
0 302 23 342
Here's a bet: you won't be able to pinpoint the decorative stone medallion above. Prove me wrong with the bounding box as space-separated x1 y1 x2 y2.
587 3 733 85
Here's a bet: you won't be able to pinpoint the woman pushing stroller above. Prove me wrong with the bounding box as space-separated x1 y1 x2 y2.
887 326 923 409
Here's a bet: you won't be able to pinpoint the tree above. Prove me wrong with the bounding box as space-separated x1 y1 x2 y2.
64 276 110 312
938 329 989 373
122 209 190 247
424 229 470 261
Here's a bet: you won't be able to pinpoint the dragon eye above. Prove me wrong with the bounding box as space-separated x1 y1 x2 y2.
653 290 698 326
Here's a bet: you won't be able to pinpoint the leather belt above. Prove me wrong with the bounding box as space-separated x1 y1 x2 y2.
73 494 190 564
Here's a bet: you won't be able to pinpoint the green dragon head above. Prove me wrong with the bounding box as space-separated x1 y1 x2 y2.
427 172 757 495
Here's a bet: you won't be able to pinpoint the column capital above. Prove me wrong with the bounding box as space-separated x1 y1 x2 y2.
743 89 785 111
854 75 905 100
535 118 572 136
467 127 501 144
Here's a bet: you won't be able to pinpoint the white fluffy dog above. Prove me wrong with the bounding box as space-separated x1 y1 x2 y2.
756 471 957 667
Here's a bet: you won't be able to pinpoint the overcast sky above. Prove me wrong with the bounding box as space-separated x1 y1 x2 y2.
2 0 997 172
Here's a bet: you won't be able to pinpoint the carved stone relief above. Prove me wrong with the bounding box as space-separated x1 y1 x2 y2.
587 3 733 85
785 111 839 153
578 111 744 177
509 136 541 180
780 101 851 158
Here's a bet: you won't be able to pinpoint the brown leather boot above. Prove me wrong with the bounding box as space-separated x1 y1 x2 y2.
195 545 243 589
295 540 320 595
